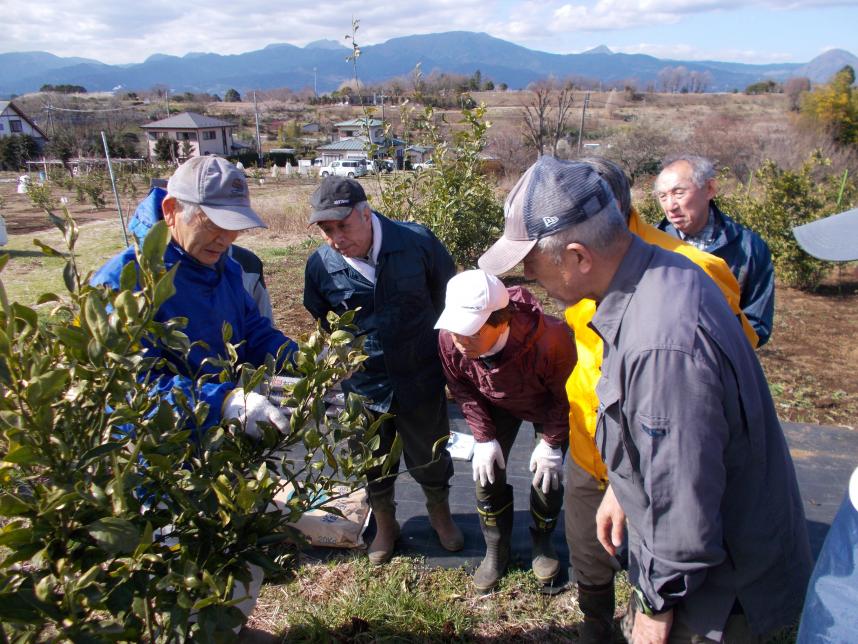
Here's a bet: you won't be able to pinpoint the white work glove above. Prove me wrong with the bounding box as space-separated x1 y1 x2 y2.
472 439 506 487
529 439 563 494
223 389 288 439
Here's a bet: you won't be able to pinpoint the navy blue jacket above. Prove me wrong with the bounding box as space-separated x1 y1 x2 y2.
659 203 775 346
303 213 455 411
92 239 296 432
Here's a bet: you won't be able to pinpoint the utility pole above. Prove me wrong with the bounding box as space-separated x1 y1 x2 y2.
165 88 170 116
576 92 590 155
253 91 263 167
313 67 317 97
46 101 55 137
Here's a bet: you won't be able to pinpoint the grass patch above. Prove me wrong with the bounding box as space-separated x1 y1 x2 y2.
247 553 640 642
1 220 125 306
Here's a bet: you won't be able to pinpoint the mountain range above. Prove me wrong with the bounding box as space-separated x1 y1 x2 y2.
1 32 855 98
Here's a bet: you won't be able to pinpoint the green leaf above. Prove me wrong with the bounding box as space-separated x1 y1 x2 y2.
119 260 138 292
47 211 67 233
63 259 77 293
11 302 38 328
86 517 140 554
26 369 69 405
142 220 170 268
78 441 123 466
114 290 139 320
152 266 177 309
84 294 109 343
0 253 8 272
0 493 32 516
3 444 35 465
33 238 64 258
36 292 61 305
54 325 89 352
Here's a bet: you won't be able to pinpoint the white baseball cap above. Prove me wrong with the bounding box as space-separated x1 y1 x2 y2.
434 270 510 336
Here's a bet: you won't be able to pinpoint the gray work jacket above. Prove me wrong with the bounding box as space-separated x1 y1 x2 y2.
592 236 811 639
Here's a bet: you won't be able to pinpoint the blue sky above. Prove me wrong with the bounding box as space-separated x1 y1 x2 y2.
3 0 856 65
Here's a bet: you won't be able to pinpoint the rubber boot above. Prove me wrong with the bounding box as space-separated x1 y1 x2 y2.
473 485 514 593
423 485 464 552
530 527 560 584
577 581 615 644
530 482 562 585
367 487 400 566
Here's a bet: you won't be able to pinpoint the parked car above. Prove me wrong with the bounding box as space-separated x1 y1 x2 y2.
319 159 368 178
413 159 435 172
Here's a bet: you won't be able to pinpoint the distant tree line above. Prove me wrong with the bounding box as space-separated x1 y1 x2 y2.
40 84 87 94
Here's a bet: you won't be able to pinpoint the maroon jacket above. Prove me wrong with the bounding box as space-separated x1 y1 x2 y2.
438 286 576 447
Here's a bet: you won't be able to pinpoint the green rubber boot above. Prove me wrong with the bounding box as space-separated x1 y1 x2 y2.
473 485 514 593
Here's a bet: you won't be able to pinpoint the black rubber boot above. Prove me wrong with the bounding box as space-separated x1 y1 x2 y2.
577 581 615 644
530 526 560 584
530 481 563 585
473 484 514 593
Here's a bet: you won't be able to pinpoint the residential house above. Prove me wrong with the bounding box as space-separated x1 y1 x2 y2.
0 101 48 149
315 117 404 166
140 112 242 160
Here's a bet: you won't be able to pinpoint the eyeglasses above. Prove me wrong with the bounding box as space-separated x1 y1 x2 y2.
194 210 233 235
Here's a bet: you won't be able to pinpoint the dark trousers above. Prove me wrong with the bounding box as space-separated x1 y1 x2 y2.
366 389 453 497
475 406 565 529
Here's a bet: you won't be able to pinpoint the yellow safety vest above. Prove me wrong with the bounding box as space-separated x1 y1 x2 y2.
566 208 759 482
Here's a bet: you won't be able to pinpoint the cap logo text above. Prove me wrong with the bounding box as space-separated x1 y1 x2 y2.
333 199 350 205
542 216 559 227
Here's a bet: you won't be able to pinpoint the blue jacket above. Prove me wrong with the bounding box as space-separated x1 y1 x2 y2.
128 187 273 320
303 213 455 411
92 237 296 432
659 203 775 346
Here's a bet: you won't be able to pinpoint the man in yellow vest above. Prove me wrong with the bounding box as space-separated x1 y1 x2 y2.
563 158 758 643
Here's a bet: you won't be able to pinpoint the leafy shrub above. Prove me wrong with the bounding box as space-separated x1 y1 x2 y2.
26 181 56 211
719 152 856 289
0 134 38 171
378 104 503 268
0 213 381 641
73 172 108 209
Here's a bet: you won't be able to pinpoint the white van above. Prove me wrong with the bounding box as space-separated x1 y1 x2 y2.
319 159 367 178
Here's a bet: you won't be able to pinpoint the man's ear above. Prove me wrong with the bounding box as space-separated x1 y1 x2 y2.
705 178 717 201
161 195 179 226
567 242 594 274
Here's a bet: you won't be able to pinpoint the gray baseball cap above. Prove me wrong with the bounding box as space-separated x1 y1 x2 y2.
478 156 618 275
166 156 266 230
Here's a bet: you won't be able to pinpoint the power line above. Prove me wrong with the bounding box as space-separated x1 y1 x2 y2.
43 104 131 114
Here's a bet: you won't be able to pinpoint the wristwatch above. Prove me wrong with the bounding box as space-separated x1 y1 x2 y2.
633 587 672 617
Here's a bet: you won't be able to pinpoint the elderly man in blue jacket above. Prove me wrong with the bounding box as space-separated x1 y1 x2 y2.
303 176 462 565
92 156 297 438
655 154 775 346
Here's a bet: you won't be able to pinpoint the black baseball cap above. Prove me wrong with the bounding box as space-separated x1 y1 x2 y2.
309 176 368 224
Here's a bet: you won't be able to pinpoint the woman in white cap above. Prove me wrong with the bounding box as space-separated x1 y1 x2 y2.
435 269 576 591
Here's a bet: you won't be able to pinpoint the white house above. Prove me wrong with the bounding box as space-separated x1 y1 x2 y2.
315 117 404 165
140 112 239 160
0 101 48 148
